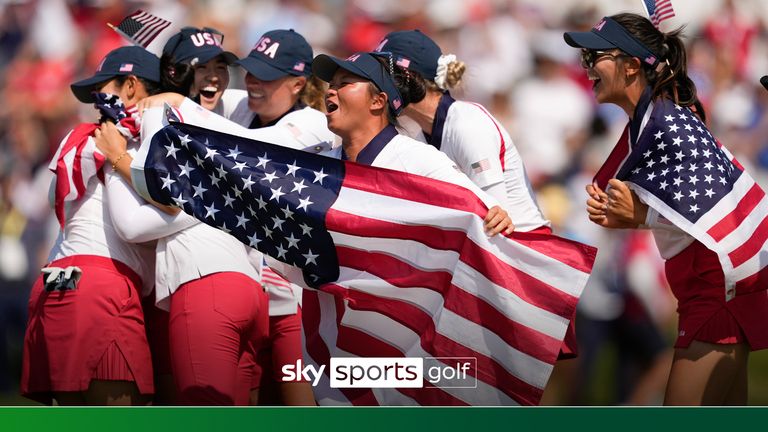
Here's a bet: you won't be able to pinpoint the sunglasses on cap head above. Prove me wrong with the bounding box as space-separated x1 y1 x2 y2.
580 49 630 69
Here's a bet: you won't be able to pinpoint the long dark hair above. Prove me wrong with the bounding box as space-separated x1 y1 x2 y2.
159 53 195 96
611 13 706 122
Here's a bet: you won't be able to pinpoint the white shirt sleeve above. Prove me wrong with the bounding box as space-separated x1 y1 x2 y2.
104 170 199 243
442 105 506 190
396 140 501 210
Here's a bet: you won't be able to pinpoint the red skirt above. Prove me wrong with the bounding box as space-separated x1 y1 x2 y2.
665 241 768 350
21 255 154 403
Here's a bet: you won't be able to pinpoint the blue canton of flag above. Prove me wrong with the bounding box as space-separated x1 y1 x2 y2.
95 93 129 124
596 95 768 299
144 122 342 286
620 103 741 224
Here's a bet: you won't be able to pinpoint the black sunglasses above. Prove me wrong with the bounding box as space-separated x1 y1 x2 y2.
580 49 629 69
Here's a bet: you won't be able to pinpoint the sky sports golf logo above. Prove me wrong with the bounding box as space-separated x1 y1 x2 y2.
281 357 477 389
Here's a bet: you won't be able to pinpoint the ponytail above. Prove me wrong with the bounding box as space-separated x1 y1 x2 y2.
439 58 466 90
611 13 706 122
160 53 195 96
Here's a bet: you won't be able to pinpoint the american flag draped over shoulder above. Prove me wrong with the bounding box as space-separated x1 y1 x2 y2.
111 10 171 48
641 0 676 28
49 93 139 227
594 96 768 301
139 122 596 406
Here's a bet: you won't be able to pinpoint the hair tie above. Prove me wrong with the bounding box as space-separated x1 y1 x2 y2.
434 54 456 90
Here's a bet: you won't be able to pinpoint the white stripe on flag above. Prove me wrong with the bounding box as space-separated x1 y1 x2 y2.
334 187 589 298
331 233 569 340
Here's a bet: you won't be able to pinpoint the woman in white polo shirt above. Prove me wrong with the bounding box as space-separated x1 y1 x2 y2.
21 46 162 405
94 27 268 405
373 31 583 359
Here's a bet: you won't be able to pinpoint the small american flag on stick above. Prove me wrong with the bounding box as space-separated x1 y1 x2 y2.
641 0 676 28
109 10 171 48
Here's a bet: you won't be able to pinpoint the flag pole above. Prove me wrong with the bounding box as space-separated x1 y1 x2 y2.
108 22 139 47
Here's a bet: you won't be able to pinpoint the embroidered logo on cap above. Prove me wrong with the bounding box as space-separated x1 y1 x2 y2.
347 54 361 62
374 38 388 52
293 62 305 72
396 57 411 68
593 19 607 31
119 63 134 72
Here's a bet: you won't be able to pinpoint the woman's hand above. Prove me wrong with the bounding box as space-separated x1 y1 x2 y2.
93 121 128 163
136 92 186 113
484 205 514 236
585 179 648 229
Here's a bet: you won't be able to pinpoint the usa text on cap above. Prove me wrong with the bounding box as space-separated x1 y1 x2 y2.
236 29 313 81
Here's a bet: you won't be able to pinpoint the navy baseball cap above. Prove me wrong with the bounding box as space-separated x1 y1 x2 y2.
162 26 237 66
70 46 161 103
312 52 404 116
236 29 313 81
564 17 660 67
374 30 441 81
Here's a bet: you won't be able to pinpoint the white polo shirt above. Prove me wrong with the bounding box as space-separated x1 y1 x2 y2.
47 134 155 296
404 93 549 232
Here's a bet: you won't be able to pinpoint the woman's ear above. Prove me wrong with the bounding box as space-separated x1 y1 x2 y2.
291 76 307 96
370 91 388 112
624 56 643 80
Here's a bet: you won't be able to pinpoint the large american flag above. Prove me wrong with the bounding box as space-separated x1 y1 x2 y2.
49 93 138 227
641 0 676 28
111 10 171 48
594 98 768 301
139 121 596 405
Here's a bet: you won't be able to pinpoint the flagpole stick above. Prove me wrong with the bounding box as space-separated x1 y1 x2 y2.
107 23 116 31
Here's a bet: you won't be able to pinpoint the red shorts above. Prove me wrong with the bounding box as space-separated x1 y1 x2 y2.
252 307 304 390
21 255 154 403
665 241 768 350
169 272 268 405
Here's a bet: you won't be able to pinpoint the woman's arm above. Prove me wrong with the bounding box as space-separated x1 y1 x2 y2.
104 170 198 243
94 121 179 216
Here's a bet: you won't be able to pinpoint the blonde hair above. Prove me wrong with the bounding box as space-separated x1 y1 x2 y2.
300 75 327 112
443 60 466 88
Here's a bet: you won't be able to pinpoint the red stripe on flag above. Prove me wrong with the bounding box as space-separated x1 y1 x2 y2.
334 245 564 364
342 162 488 217
327 210 580 318
592 124 630 190
507 231 596 274
329 285 544 405
302 290 380 406
334 325 470 406
728 213 768 268
707 183 765 242
340 168 595 274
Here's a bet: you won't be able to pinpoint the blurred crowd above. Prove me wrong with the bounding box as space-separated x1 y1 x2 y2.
3 0 768 405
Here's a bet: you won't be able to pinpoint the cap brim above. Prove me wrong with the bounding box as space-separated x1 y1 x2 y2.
236 56 290 81
312 54 370 83
194 50 238 66
70 74 113 103
563 31 616 50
